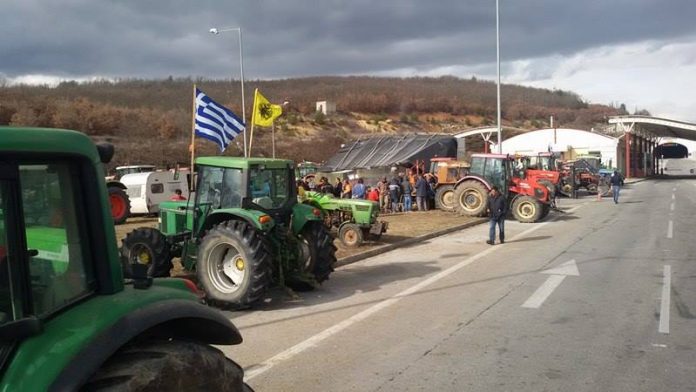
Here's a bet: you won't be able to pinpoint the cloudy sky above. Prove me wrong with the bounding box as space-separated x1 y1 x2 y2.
3 0 696 121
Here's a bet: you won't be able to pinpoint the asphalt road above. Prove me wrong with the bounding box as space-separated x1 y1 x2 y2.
220 179 696 391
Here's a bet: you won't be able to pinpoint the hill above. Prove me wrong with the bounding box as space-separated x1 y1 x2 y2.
0 76 631 169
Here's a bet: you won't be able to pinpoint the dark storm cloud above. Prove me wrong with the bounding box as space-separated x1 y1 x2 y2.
2 0 696 80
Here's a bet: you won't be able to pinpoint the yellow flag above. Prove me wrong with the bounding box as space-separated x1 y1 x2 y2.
253 89 283 127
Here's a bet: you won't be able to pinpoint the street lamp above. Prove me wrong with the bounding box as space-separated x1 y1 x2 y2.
495 0 502 153
209 26 247 157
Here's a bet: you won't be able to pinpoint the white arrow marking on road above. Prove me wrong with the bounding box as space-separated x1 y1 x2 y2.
522 260 579 309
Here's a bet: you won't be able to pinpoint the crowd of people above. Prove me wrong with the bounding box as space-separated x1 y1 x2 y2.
297 171 438 213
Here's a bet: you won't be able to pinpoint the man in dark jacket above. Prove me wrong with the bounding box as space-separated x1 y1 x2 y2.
415 174 429 211
486 186 507 245
610 170 623 204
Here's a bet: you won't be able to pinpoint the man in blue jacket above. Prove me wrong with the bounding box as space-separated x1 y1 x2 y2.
610 170 623 204
486 186 507 245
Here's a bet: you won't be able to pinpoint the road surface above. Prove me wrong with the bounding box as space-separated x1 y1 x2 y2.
221 179 696 391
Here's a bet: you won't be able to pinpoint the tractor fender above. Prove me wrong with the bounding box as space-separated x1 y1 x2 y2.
203 208 275 232
105 180 127 190
453 175 491 190
49 299 242 392
291 202 323 235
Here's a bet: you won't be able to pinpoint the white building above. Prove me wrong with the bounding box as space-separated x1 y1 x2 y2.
491 128 620 169
315 101 336 115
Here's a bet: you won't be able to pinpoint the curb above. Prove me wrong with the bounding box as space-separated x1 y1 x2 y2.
335 218 488 267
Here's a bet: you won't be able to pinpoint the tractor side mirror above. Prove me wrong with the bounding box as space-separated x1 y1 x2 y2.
96 143 115 164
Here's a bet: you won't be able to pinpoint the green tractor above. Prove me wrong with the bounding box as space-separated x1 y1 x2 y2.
121 157 337 308
303 191 388 247
0 127 249 391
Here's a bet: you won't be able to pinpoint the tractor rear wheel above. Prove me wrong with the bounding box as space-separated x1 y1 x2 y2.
298 222 337 284
83 339 250 392
586 183 598 194
434 185 456 212
512 196 543 223
108 187 130 225
197 220 271 307
120 228 172 278
453 180 488 216
339 223 363 247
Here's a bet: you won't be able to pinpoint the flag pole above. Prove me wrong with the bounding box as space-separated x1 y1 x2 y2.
190 84 197 191
248 88 257 157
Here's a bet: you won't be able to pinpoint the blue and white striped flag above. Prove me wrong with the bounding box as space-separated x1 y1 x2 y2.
194 88 245 152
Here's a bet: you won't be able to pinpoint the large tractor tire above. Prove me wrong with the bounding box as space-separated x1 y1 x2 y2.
453 180 488 216
298 222 337 284
512 196 544 223
586 183 598 194
338 223 363 248
108 187 131 225
120 228 173 278
434 185 456 212
197 220 272 307
82 339 250 392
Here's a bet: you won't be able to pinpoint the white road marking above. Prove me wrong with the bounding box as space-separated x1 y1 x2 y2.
541 259 580 276
659 265 671 334
672 187 676 192
522 259 579 309
244 205 585 380
670 202 675 211
667 221 673 239
672 194 675 200
652 343 668 348
522 275 567 309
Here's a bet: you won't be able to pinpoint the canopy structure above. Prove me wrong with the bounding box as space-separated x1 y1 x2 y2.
608 115 696 177
321 134 457 172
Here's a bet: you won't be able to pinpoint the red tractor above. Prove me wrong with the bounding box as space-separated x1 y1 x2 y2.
452 153 553 223
559 159 600 196
515 152 562 204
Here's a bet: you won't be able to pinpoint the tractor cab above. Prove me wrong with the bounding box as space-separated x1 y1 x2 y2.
468 154 514 196
192 157 296 235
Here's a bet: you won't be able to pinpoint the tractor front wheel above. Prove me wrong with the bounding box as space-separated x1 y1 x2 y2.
434 185 456 212
83 339 250 391
453 180 488 216
512 196 544 223
108 187 131 225
339 223 363 248
120 228 173 278
197 220 272 307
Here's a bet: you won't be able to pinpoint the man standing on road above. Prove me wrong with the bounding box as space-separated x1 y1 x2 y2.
610 170 623 204
401 175 413 212
486 186 506 245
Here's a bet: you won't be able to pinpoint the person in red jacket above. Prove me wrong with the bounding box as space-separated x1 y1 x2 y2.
170 189 187 201
367 186 379 202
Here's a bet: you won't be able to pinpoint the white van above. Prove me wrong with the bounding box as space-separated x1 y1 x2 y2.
120 170 191 214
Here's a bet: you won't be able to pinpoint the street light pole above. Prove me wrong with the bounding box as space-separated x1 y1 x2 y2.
210 27 247 157
496 0 502 153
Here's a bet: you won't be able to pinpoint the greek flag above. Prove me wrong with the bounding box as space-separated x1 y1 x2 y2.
195 88 245 152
